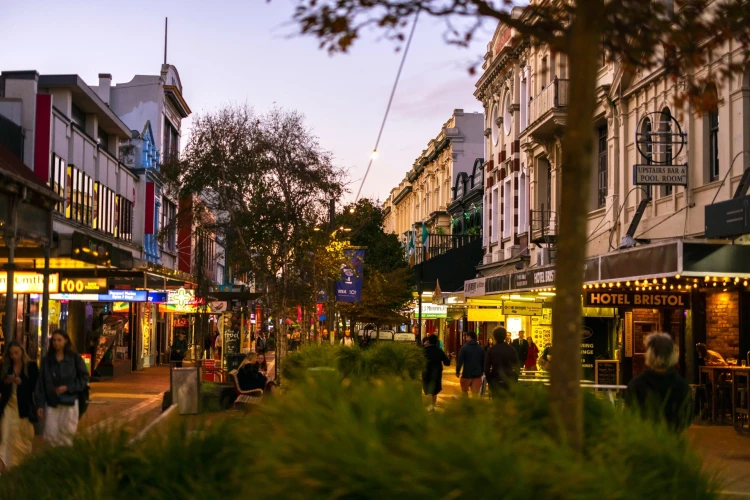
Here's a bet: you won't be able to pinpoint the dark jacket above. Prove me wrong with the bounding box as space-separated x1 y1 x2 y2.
171 337 188 360
424 344 450 377
625 368 692 432
0 362 39 420
485 343 520 385
512 339 529 365
456 340 485 379
35 352 90 409
237 363 268 392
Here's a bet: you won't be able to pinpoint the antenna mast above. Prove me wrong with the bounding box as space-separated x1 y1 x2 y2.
164 17 168 65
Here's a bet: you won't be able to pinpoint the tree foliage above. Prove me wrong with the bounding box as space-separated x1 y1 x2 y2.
279 0 750 450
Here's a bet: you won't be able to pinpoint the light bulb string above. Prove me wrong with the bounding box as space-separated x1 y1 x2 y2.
354 9 420 204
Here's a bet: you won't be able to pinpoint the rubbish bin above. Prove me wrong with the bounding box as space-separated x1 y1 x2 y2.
171 361 201 415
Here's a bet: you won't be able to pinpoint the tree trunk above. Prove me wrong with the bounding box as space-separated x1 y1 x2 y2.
550 0 604 452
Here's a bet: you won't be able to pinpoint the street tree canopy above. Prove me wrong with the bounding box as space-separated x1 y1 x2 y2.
281 0 750 450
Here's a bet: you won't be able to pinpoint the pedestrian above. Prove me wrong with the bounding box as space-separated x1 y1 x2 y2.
525 336 540 371
484 327 520 396
170 332 188 367
539 344 551 371
340 330 355 347
256 332 267 354
360 330 374 349
214 330 223 360
35 330 89 447
512 330 529 366
422 334 451 412
625 332 692 432
0 340 39 471
291 329 301 351
203 331 213 359
456 332 485 397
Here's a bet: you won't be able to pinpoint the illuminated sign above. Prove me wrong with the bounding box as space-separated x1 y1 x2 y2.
50 293 99 301
168 288 195 307
99 290 148 302
502 301 543 316
60 277 108 294
467 307 504 322
148 292 168 303
0 272 59 294
584 291 690 308
412 304 447 319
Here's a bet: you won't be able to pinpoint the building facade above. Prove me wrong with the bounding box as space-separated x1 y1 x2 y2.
467 5 750 385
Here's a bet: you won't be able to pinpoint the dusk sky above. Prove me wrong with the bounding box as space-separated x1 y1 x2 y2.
1 0 492 203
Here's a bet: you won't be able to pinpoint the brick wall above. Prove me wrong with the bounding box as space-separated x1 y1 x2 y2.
705 291 740 359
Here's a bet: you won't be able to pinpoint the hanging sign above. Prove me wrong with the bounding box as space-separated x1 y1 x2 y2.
502 301 543 316
467 307 503 322
463 277 486 297
335 249 366 303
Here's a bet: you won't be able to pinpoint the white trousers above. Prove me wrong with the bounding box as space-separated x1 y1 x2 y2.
44 400 79 447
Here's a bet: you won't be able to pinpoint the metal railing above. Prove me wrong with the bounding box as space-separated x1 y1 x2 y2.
528 78 569 126
530 206 558 241
414 233 481 265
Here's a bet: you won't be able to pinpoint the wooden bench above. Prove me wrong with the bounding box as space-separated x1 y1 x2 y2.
228 369 264 408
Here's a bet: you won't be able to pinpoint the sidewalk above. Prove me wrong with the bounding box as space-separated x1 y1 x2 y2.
80 365 171 432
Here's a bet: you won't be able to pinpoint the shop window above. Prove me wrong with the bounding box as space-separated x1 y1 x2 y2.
49 153 66 214
118 197 134 242
65 165 93 226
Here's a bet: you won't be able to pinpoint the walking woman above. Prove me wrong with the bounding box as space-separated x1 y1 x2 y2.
0 340 39 471
35 330 89 447
422 334 451 412
525 337 540 371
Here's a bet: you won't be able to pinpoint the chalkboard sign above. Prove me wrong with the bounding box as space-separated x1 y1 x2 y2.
595 360 620 390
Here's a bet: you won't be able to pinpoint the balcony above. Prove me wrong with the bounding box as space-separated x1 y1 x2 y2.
531 206 557 247
414 233 482 265
525 78 569 137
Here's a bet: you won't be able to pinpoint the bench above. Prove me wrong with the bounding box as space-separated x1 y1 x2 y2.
228 369 264 408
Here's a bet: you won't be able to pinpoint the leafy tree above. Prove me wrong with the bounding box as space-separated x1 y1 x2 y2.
334 199 413 330
281 0 750 449
162 104 345 367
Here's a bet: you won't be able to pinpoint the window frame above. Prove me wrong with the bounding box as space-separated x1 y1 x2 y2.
597 126 608 208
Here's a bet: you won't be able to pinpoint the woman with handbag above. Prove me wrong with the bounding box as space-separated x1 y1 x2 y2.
0 340 39 471
35 330 89 447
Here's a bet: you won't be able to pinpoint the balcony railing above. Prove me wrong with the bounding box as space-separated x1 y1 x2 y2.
528 78 569 127
414 233 482 265
530 206 558 246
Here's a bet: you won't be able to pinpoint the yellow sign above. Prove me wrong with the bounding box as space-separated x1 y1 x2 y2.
60 277 107 294
502 301 543 316
531 325 552 349
624 311 633 358
531 308 553 325
0 272 59 294
467 308 504 322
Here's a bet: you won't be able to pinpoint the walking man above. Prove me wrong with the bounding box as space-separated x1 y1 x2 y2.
485 326 520 396
456 332 485 396
512 331 529 368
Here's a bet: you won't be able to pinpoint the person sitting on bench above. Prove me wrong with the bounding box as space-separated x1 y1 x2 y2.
237 353 268 392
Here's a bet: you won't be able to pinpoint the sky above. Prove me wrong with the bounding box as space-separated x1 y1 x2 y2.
1 0 493 203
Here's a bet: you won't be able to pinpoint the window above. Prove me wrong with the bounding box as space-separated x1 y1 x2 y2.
118 197 133 242
541 56 548 89
163 118 179 162
161 198 177 251
71 104 85 128
491 187 499 243
597 126 608 208
641 117 653 198
660 108 673 197
93 182 117 235
708 107 719 182
503 177 512 239
503 92 512 136
49 154 66 214
520 73 529 131
97 127 109 150
491 105 500 145
546 161 552 211
65 165 93 226
519 171 528 233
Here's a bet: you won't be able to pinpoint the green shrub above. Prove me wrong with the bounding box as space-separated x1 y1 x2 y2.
0 379 718 500
281 342 426 383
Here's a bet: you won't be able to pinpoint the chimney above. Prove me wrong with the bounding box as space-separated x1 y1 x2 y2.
97 73 112 105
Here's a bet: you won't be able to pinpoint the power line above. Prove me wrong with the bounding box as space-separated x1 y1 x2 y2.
354 10 420 204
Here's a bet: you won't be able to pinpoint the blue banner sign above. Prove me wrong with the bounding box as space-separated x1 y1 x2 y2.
335 249 365 303
148 292 168 303
99 290 149 302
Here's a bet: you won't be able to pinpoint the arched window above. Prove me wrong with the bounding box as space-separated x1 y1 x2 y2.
503 92 512 136
491 105 500 146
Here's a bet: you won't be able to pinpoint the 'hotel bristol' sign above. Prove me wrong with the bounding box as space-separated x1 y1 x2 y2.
584 291 691 309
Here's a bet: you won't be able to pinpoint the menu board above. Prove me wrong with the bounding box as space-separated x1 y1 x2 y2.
531 325 552 350
595 360 620 389
531 308 553 326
